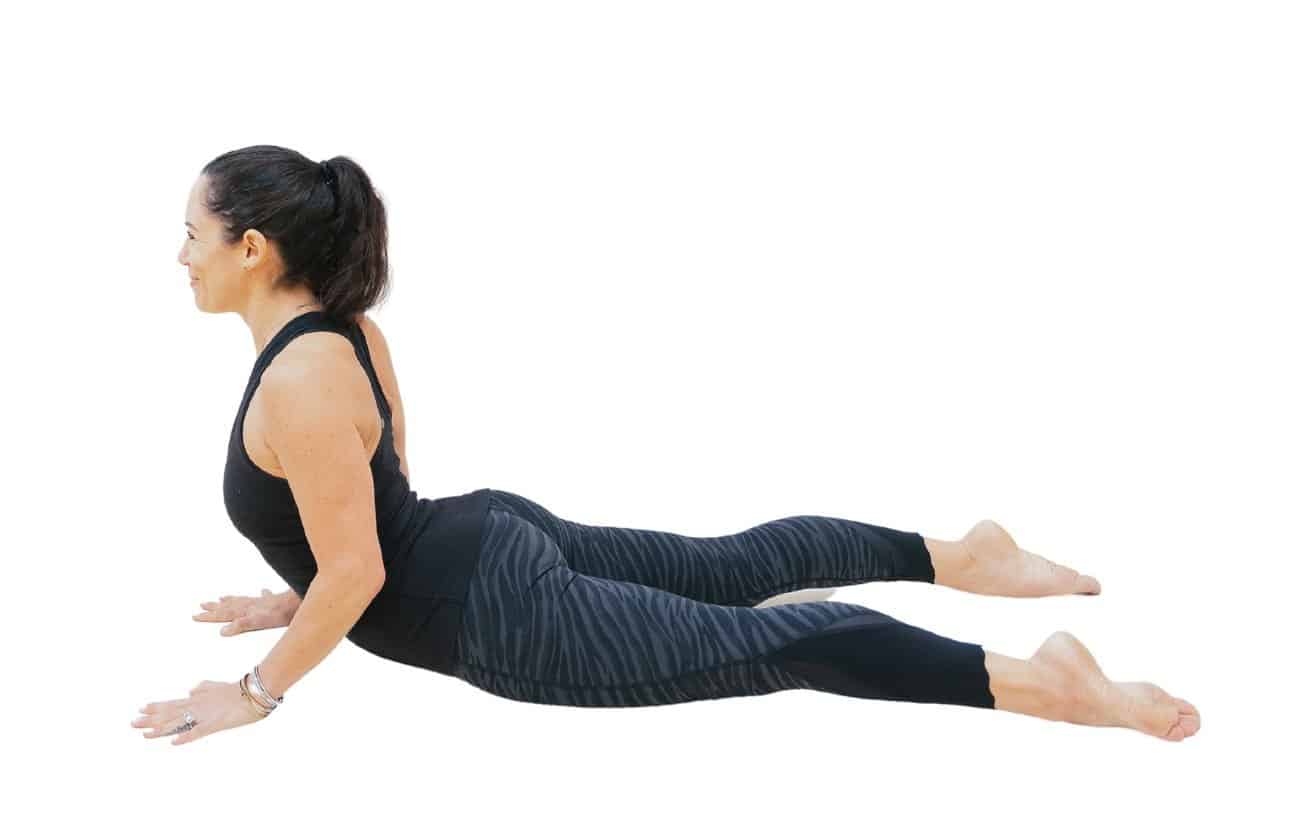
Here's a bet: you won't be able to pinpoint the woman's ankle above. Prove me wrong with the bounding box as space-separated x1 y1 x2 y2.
923 535 974 587
984 650 1065 720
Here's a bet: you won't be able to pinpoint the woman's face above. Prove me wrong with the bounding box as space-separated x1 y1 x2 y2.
177 174 273 313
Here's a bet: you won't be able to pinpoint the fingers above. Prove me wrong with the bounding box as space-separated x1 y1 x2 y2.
220 613 273 636
136 707 202 742
192 595 254 624
132 683 228 744
192 606 234 623
170 720 207 745
193 592 288 635
193 597 240 622
138 697 189 714
134 702 187 736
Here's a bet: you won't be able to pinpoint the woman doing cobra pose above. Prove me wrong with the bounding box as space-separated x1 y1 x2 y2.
131 145 1201 746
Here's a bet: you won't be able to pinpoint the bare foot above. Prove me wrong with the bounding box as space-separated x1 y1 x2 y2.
1030 631 1202 741
944 519 1102 598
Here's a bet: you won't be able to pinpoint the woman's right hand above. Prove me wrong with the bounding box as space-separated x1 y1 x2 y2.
192 588 298 636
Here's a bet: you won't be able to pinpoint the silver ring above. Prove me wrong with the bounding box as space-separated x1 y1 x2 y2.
165 710 196 736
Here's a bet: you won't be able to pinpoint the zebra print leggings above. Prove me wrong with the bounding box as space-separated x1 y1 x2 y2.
451 489 996 709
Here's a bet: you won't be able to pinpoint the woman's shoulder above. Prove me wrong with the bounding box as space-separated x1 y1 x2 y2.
354 313 395 367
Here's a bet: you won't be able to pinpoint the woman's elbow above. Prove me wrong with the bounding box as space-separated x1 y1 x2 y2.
317 563 386 597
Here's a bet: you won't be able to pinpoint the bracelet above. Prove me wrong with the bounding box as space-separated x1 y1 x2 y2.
250 664 284 707
239 674 273 718
242 673 276 713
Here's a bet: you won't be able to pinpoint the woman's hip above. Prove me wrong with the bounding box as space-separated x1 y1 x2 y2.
452 497 869 705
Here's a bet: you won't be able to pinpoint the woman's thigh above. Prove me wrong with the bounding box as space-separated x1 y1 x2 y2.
452 500 852 706
486 487 935 608
452 497 992 709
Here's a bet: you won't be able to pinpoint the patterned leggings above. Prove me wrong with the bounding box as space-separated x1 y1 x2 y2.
452 489 995 709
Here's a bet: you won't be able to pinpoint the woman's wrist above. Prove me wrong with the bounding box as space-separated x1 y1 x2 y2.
277 590 302 617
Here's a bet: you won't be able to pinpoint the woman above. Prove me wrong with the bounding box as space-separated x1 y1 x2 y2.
132 145 1200 745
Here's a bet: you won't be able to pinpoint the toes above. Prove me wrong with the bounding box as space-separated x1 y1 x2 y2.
1145 702 1183 740
1074 574 1102 595
1041 560 1082 595
1141 685 1199 741
1155 695 1200 740
1110 681 1199 741
1047 561 1101 596
1172 697 1201 736
1161 703 1199 741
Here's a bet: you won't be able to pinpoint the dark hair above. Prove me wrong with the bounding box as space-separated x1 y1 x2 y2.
200 145 390 323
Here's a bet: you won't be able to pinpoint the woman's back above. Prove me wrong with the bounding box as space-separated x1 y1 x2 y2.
222 309 492 675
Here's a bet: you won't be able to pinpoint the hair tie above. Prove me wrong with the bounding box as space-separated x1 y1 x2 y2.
319 159 337 191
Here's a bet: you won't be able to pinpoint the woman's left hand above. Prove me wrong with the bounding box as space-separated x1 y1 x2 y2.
130 679 265 746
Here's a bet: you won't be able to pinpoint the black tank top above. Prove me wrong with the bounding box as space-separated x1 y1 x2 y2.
222 310 490 675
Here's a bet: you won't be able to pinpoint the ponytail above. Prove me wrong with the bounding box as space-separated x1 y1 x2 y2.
200 145 391 322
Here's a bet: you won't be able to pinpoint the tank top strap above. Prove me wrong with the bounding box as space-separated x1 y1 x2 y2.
246 310 392 422
340 317 393 421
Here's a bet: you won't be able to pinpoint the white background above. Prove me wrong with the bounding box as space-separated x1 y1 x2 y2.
4 0 1292 812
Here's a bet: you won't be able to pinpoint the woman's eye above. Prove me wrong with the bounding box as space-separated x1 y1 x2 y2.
187 233 195 240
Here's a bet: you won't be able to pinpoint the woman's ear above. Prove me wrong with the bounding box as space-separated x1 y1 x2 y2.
240 227 272 267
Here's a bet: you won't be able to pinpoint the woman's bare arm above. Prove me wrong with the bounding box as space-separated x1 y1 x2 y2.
278 589 302 616
251 355 388 699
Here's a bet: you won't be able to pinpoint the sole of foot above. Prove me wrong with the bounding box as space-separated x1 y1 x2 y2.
1031 631 1201 741
957 519 1103 598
